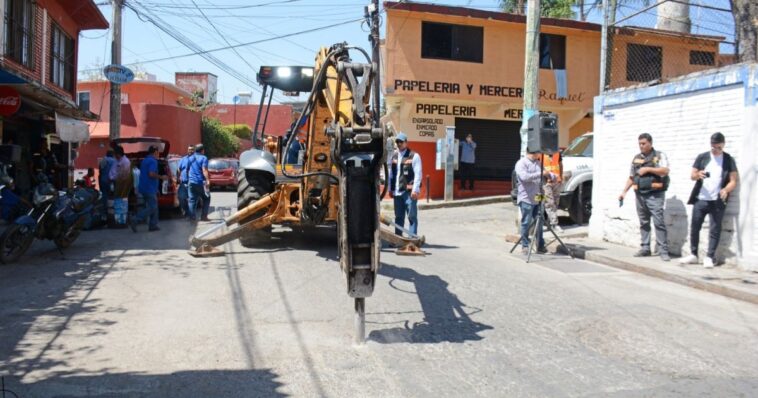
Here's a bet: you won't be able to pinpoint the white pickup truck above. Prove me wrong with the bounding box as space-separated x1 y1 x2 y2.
559 133 593 224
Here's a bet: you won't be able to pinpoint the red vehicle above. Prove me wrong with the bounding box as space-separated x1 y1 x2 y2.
208 158 238 190
111 137 179 209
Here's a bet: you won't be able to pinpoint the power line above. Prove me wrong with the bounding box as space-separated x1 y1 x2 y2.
79 14 364 71
138 0 301 10
126 1 263 92
189 0 258 73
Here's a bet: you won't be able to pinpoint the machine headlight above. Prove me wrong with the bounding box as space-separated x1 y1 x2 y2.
276 67 292 78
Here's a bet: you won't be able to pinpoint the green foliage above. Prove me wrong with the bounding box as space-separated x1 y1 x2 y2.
201 117 240 158
499 0 576 19
224 124 252 140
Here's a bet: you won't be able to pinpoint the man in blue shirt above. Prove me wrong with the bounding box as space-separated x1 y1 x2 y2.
176 145 194 218
98 149 116 221
389 132 422 236
459 133 477 190
188 144 211 222
130 146 168 232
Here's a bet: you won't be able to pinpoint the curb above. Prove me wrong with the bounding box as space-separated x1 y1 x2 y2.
568 244 758 306
381 195 511 211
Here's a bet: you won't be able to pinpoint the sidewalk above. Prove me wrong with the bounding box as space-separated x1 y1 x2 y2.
562 237 758 305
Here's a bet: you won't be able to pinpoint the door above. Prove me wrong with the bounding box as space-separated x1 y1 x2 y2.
454 118 521 181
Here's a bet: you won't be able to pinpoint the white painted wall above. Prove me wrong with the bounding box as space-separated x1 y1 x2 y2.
591 65 757 270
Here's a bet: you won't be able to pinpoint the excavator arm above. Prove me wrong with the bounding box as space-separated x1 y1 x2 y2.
189 5 424 343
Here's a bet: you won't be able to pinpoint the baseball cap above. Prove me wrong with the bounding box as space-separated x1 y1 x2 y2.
710 132 725 144
395 132 408 142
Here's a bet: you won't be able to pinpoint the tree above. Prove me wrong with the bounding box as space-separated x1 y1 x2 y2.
732 0 758 62
202 117 240 158
224 124 253 141
499 0 576 19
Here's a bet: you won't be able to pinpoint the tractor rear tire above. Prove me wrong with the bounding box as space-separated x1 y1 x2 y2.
237 171 274 248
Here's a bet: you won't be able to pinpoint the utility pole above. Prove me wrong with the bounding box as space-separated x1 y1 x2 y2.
368 0 380 125
109 0 123 141
520 0 541 155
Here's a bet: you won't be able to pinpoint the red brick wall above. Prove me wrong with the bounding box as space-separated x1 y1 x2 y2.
204 104 293 137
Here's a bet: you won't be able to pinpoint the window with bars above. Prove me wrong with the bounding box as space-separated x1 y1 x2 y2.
689 50 715 66
50 23 74 91
626 43 662 82
4 0 35 68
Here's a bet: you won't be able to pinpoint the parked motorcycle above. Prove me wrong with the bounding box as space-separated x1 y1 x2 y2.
0 176 97 264
0 164 30 223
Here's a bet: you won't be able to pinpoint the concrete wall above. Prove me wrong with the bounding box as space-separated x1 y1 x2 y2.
591 64 758 270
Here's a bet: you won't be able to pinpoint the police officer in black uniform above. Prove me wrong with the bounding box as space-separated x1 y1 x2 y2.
618 133 671 261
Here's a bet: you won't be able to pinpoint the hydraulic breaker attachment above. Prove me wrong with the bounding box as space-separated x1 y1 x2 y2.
378 213 426 256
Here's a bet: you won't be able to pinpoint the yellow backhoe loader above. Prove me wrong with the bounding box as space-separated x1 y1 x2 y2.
189 5 423 342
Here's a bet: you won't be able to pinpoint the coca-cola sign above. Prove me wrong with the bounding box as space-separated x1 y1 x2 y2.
0 86 20 116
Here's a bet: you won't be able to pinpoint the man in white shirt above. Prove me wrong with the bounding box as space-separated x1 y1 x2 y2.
680 132 739 268
389 132 422 236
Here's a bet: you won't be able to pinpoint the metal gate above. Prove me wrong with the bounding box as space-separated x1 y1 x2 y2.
454 117 521 181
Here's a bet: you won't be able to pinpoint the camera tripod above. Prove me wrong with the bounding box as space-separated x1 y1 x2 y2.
509 155 573 263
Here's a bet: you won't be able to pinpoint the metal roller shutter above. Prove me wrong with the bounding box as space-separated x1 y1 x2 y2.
454 117 521 181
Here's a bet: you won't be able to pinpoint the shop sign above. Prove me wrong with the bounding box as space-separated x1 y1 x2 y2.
394 79 586 104
0 86 21 116
103 64 135 84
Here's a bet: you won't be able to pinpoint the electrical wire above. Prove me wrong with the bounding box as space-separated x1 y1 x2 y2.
126 0 266 95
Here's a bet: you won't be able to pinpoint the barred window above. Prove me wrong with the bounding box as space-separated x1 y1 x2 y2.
4 0 35 68
421 22 483 63
626 43 662 82
539 33 566 69
689 50 715 66
50 23 74 91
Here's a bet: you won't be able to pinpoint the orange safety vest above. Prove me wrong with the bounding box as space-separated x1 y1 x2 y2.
542 153 562 183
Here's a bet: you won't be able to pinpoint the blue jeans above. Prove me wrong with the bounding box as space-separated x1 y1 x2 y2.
188 183 210 220
99 179 111 220
178 182 189 217
393 191 418 236
519 201 545 249
134 192 159 229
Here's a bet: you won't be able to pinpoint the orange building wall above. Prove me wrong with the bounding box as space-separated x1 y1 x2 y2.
609 30 721 89
78 81 192 120
75 81 200 169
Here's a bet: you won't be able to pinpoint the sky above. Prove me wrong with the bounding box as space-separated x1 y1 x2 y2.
77 0 735 105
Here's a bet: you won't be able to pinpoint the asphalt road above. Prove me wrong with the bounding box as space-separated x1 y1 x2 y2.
1 191 757 397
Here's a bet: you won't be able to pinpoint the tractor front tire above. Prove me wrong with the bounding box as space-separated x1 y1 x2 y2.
237 171 274 248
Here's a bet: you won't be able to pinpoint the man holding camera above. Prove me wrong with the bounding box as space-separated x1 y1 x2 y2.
679 133 739 268
515 150 552 255
618 133 671 261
